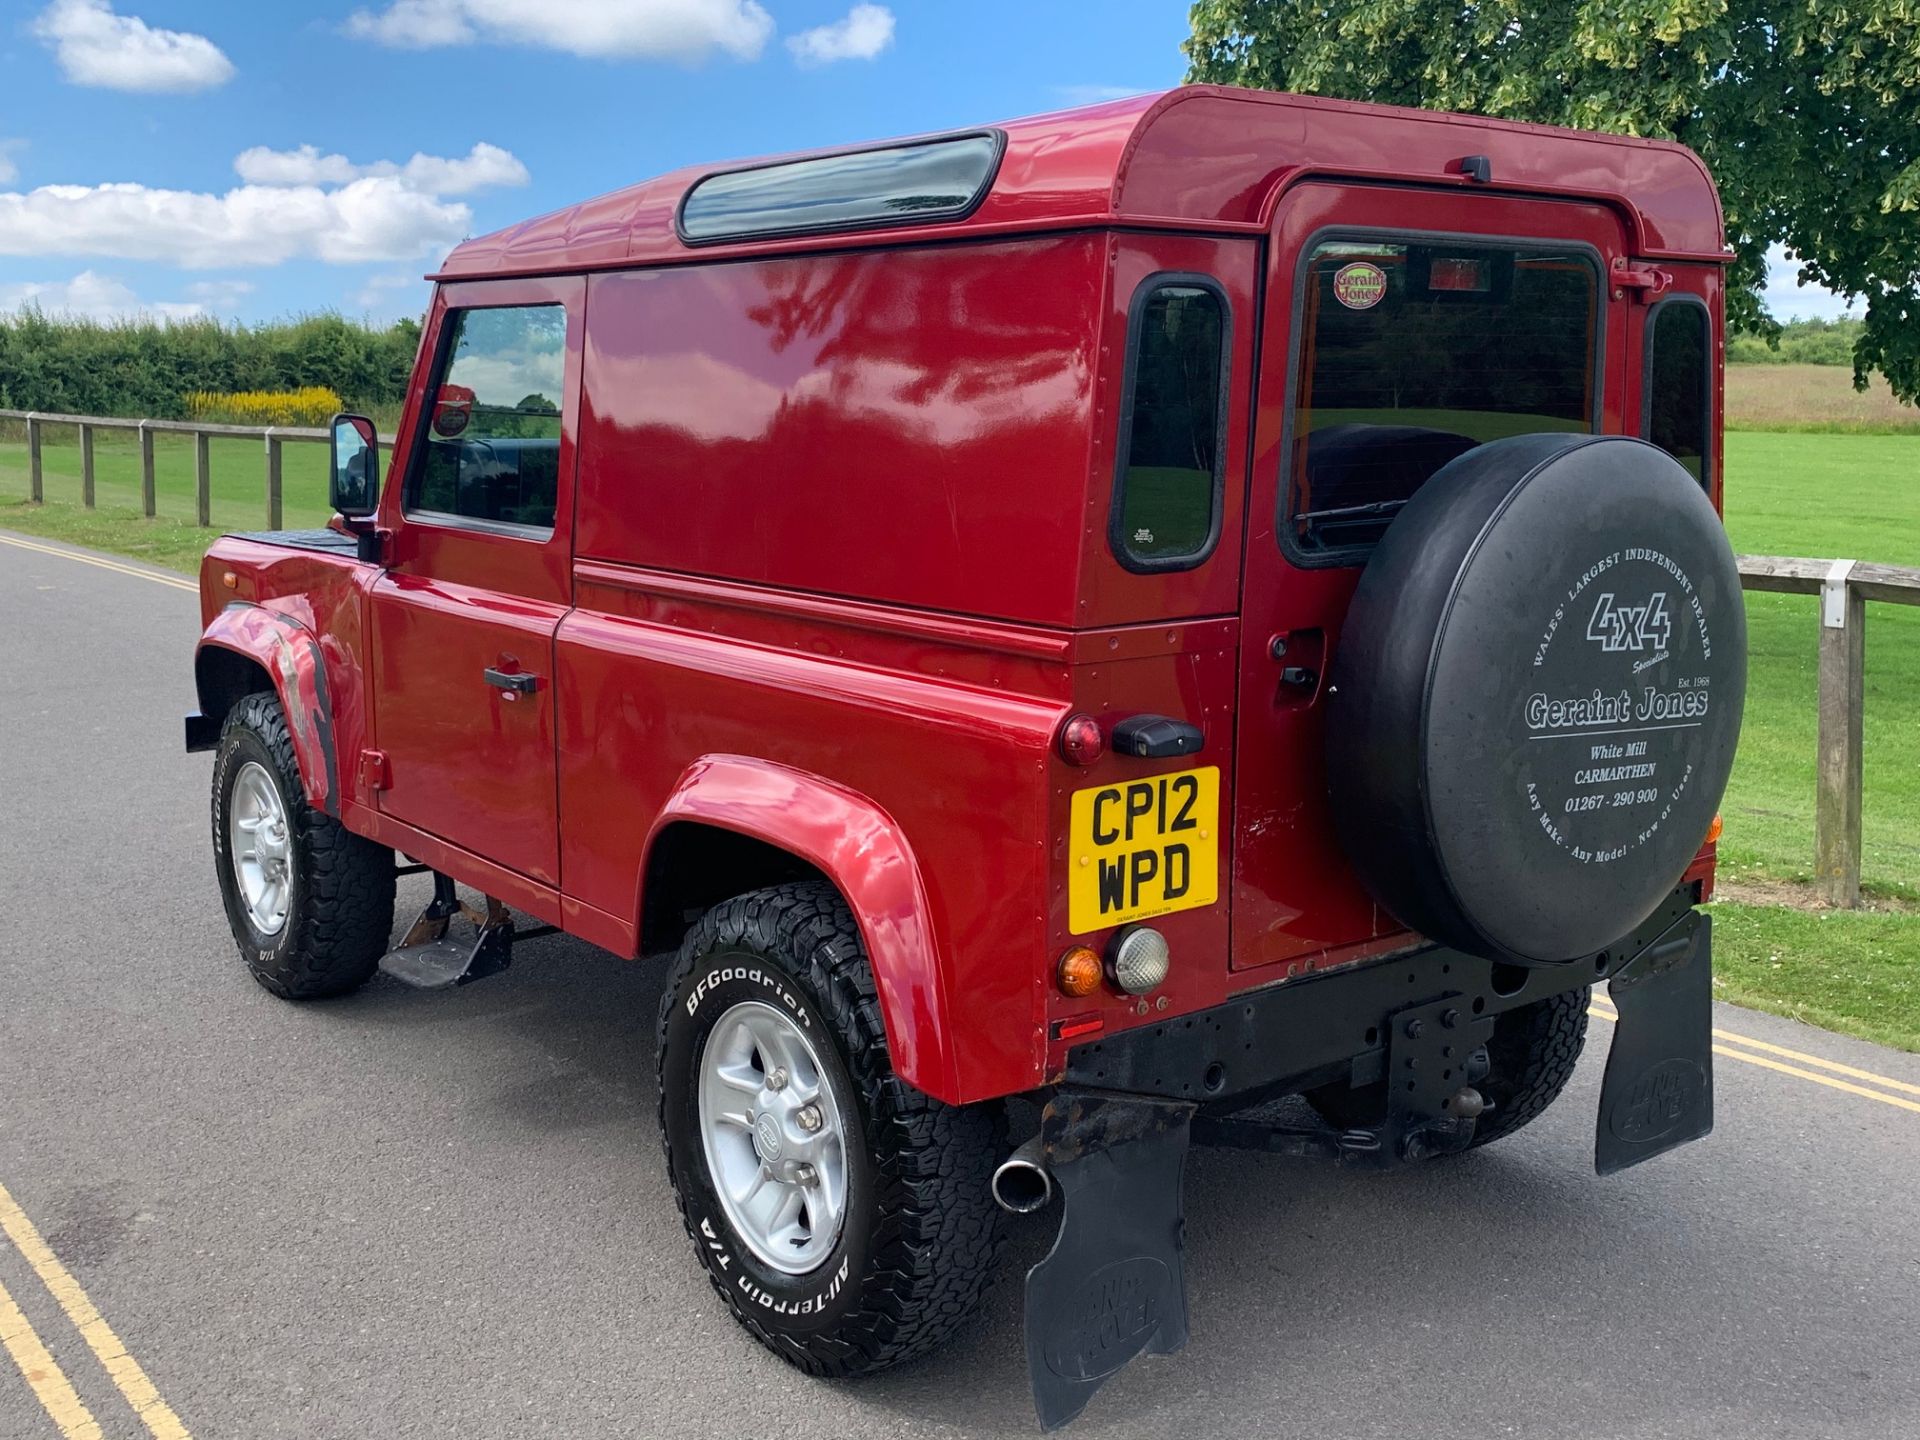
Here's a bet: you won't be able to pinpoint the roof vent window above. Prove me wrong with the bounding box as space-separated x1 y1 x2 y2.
678 133 1003 244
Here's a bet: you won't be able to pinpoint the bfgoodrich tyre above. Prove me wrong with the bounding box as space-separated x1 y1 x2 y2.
210 692 394 999
1466 987 1591 1148
658 882 1003 1374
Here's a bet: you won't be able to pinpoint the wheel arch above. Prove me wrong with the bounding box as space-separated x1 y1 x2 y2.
194 603 341 817
640 756 960 1103
195 645 273 729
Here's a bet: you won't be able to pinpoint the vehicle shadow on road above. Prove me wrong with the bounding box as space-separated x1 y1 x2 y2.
303 900 1755 1439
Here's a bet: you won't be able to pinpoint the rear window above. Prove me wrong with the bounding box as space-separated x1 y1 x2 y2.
1645 298 1711 487
1111 278 1229 570
1286 239 1601 556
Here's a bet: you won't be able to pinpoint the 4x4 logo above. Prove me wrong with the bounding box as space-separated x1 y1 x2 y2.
1586 591 1671 653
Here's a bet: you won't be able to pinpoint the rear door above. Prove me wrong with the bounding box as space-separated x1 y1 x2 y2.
1232 184 1630 973
369 277 583 885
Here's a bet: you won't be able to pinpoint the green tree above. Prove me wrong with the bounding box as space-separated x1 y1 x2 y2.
1184 1 1920 402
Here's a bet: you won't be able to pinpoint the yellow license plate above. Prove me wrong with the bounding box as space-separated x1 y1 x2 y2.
1068 767 1219 935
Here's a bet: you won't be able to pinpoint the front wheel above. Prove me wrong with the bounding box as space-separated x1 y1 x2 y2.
210 692 394 999
657 882 1003 1375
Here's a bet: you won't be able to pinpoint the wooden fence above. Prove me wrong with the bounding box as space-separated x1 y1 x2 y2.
1737 555 1920 908
2 407 328 531
3 406 1913 905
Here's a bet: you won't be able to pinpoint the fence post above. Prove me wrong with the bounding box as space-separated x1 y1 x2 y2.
1815 560 1865 908
265 429 283 530
79 423 95 508
26 414 42 502
195 431 211 527
139 421 156 517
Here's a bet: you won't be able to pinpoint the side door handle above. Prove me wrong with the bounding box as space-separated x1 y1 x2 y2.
483 667 538 695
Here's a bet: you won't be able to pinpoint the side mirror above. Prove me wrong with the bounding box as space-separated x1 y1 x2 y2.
329 412 380 519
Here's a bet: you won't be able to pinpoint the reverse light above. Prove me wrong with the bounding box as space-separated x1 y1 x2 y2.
1107 925 1170 996
1058 713 1104 766
1056 946 1102 998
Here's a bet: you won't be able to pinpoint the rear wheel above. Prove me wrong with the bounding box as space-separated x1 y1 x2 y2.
657 882 1003 1374
1468 987 1590 1148
210 692 394 999
1304 987 1590 1147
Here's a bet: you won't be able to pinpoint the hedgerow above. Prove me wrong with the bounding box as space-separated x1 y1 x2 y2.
0 310 421 419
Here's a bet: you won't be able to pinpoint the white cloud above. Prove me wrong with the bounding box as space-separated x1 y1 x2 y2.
31 0 235 94
0 269 225 320
184 277 254 312
0 140 528 269
347 0 774 62
0 177 471 268
0 141 23 186
352 270 430 315
787 3 893 66
1762 243 1857 322
233 141 528 195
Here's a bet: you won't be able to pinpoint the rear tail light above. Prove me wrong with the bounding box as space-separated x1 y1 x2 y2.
1057 712 1104 766
1055 946 1102 998
1107 925 1170 996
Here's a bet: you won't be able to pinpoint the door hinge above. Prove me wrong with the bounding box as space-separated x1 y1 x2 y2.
1612 262 1672 301
360 748 390 792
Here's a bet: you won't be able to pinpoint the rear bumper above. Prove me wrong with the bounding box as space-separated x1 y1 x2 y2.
1020 888 1714 1428
1062 886 1700 1110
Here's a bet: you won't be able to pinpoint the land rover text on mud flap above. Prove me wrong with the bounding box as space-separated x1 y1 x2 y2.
185 87 1743 1429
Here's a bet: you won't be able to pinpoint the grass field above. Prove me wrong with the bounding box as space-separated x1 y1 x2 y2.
1708 429 1920 1049
1725 364 1920 433
3 407 1917 1049
0 424 332 568
1717 433 1920 894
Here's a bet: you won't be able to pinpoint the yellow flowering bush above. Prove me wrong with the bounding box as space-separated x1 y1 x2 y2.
185 387 344 427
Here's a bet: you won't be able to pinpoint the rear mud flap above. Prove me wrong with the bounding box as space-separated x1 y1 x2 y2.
1596 909 1713 1175
1024 1091 1194 1431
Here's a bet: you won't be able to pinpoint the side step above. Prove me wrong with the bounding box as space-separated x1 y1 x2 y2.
377 872 555 989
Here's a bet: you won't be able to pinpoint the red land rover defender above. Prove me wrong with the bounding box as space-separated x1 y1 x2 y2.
187 87 1744 1428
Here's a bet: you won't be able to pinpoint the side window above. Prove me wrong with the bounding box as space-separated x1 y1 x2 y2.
408 305 567 532
1111 278 1229 571
1645 299 1711 487
1285 239 1600 557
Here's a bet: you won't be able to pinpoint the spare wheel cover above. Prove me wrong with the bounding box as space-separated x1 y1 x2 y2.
1326 433 1746 965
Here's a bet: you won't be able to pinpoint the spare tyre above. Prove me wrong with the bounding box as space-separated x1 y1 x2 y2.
1327 434 1745 966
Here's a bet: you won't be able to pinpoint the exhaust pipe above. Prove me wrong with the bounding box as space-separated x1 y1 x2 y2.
991 1136 1053 1214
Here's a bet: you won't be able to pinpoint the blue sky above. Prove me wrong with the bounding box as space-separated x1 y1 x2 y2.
0 1 1849 327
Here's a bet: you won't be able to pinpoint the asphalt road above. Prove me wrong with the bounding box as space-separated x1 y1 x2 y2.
3 528 1918 1440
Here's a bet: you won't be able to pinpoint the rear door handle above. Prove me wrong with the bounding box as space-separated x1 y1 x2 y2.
483 667 538 695
1110 714 1205 759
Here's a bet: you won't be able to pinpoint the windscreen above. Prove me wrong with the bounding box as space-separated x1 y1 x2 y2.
1287 240 1600 555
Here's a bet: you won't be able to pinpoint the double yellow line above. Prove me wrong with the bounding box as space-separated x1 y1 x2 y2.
1 535 195 1434
0 532 198 593
1591 996 1920 1115
0 1181 191 1439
